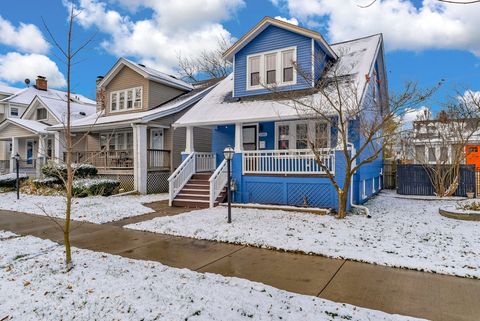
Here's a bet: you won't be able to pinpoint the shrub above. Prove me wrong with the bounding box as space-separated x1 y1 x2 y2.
0 173 28 188
41 162 98 180
32 177 62 188
72 178 120 197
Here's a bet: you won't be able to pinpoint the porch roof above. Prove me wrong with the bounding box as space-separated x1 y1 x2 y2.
0 118 48 139
174 34 382 127
47 84 215 131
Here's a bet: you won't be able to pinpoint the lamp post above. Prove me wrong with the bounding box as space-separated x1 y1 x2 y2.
14 153 20 200
223 145 234 223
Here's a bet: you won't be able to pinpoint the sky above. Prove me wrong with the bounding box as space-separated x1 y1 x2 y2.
0 0 479 116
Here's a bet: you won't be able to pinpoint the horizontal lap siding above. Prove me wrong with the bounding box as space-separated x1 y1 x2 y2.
234 25 322 97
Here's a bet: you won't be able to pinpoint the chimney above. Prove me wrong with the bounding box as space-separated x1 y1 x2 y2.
96 76 105 112
35 76 48 91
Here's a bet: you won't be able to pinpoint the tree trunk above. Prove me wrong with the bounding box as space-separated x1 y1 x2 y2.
337 189 348 219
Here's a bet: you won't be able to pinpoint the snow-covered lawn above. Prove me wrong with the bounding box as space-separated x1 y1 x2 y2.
0 231 423 321
127 191 480 279
0 192 168 224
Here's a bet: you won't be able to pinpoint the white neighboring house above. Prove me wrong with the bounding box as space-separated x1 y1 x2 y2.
0 76 96 175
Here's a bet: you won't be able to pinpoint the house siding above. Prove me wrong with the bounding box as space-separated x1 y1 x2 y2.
148 81 184 109
103 66 149 116
0 123 35 139
234 25 318 98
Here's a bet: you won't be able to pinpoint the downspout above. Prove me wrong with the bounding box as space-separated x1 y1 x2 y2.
347 142 371 218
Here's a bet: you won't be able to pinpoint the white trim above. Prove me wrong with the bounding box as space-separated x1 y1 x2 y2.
311 38 315 87
246 46 297 91
223 17 338 62
232 55 236 97
274 119 330 150
110 86 143 113
9 106 19 118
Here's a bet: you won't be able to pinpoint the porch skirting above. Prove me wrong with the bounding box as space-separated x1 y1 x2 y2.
97 169 170 194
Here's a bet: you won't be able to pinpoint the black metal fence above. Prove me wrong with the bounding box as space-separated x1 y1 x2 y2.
397 164 476 196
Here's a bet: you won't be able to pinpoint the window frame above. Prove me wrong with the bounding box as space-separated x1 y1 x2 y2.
9 107 19 117
246 46 297 91
36 108 48 121
109 86 143 113
275 120 330 151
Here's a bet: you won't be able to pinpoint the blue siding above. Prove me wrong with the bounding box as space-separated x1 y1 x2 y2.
314 41 327 81
259 122 275 149
234 25 314 97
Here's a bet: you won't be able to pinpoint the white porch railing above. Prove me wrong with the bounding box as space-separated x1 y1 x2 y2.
168 153 195 206
209 159 228 208
242 149 335 175
195 152 216 172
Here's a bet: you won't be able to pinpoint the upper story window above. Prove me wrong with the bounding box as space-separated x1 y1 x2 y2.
36 108 47 120
247 46 297 91
10 107 19 117
110 87 142 112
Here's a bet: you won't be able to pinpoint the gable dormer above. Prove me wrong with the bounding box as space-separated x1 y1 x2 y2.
97 58 193 116
224 17 337 98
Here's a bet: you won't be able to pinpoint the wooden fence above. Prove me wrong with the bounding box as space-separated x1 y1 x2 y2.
383 158 396 189
396 164 476 197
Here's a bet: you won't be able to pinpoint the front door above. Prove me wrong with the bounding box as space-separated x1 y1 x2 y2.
26 139 34 166
150 129 165 168
243 125 257 150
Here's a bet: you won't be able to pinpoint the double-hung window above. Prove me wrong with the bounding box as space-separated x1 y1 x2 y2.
247 47 297 90
265 53 277 85
282 50 294 83
110 87 142 112
37 108 47 120
249 56 260 87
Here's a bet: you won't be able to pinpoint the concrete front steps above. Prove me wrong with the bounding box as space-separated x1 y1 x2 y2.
172 172 227 208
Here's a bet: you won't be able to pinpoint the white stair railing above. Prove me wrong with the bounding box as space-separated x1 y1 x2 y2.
209 159 228 208
195 152 216 172
168 153 195 206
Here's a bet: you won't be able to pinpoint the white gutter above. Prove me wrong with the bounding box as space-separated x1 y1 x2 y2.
348 142 371 218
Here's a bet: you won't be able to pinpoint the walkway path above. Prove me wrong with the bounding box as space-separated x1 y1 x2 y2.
0 202 478 321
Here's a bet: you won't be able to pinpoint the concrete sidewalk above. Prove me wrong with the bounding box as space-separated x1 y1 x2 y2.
0 207 478 321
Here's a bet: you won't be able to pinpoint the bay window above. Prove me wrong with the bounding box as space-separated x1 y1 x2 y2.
110 87 143 112
276 120 330 150
247 46 297 90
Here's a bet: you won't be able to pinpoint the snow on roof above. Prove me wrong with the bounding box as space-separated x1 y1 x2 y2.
6 118 49 134
98 58 193 92
0 84 21 96
175 34 382 127
49 85 214 131
37 96 96 122
1 86 95 106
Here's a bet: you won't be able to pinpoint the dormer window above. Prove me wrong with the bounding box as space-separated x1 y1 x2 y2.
37 108 47 120
10 107 19 117
246 46 297 91
110 86 142 112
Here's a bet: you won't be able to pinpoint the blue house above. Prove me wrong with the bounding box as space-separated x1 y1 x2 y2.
169 17 388 210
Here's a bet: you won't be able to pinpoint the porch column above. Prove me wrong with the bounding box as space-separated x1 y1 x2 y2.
185 126 194 154
37 135 47 176
133 124 148 194
54 131 64 164
9 137 18 173
234 123 242 153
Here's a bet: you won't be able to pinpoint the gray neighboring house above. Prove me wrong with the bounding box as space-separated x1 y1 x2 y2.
48 58 213 194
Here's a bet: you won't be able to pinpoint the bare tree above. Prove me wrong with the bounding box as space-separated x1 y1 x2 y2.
177 36 232 82
271 56 438 218
42 3 96 270
409 91 480 196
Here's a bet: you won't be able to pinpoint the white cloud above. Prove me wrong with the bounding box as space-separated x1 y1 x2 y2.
274 16 299 25
71 0 245 72
0 52 66 88
0 15 49 54
401 106 431 130
272 0 480 56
